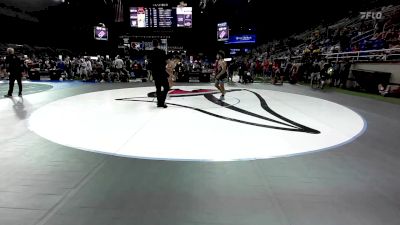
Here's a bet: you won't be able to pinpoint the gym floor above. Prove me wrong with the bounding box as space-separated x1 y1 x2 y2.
0 81 399 225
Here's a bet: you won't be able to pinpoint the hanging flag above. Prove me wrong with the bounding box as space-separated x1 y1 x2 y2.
113 0 124 22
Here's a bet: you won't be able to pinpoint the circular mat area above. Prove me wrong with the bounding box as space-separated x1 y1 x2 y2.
29 86 366 161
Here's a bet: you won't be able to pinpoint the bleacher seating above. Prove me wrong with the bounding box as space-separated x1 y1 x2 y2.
255 4 400 62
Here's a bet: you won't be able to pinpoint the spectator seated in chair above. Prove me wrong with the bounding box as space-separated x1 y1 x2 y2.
378 84 400 97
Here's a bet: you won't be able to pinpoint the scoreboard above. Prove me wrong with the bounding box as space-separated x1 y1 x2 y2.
130 7 174 28
176 7 192 28
94 27 108 41
217 22 229 41
130 5 192 28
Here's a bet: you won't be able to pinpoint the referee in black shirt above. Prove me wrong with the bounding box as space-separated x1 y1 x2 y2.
148 40 169 108
4 48 23 97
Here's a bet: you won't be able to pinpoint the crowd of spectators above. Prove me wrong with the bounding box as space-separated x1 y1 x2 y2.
1 5 399 97
225 56 351 89
250 4 400 62
1 55 143 82
0 50 218 83
222 4 400 96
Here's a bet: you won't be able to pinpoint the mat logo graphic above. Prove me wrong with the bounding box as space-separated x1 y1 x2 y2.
116 89 320 134
360 12 383 20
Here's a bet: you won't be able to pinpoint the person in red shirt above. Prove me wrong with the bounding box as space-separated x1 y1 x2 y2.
263 59 269 77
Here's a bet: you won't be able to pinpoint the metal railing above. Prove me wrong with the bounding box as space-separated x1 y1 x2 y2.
323 48 400 62
351 29 375 45
271 48 400 63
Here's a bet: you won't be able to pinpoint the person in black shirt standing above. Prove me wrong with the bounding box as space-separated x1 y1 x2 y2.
4 48 23 97
148 40 169 108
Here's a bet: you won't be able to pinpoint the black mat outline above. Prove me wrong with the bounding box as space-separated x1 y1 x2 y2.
116 89 320 134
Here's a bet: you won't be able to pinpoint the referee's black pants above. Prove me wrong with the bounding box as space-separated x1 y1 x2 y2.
8 73 22 96
155 78 169 107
